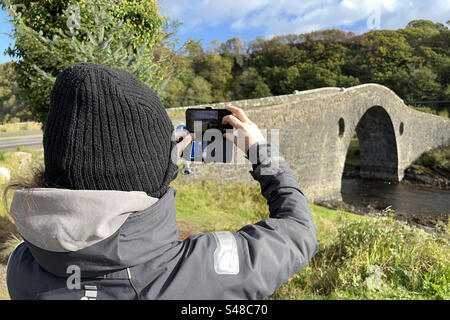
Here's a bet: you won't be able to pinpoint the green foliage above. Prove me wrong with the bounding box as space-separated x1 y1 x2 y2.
414 146 450 169
271 217 449 299
232 67 271 99
406 19 448 31
193 51 234 101
160 19 448 113
410 105 439 115
2 0 173 123
421 269 450 300
0 62 32 123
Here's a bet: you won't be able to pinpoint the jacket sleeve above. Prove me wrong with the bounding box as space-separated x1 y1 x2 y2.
157 143 318 300
230 142 318 299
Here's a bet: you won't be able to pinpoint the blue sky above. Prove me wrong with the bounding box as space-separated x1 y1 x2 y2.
158 0 449 48
0 0 449 63
0 8 13 63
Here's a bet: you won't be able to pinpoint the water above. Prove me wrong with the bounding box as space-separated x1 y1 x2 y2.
341 178 450 216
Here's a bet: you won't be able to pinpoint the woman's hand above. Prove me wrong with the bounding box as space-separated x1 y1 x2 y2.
174 129 194 157
221 105 266 154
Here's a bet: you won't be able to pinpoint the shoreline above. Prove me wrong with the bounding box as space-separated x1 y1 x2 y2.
343 164 450 191
330 162 449 233
317 185 449 234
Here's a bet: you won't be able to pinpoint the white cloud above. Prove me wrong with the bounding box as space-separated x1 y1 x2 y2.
158 0 450 38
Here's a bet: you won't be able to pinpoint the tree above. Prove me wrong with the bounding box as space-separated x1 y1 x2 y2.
220 37 245 55
406 19 448 31
2 0 172 124
192 52 233 102
407 67 442 102
232 67 271 99
0 62 31 123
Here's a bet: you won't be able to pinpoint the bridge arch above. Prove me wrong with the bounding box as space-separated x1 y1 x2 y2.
344 106 400 181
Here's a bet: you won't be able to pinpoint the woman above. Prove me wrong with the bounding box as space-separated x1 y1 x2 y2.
6 62 317 299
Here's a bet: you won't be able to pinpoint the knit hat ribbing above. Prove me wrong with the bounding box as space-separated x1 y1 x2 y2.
43 63 178 198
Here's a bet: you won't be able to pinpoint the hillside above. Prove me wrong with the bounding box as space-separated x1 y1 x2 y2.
161 19 450 116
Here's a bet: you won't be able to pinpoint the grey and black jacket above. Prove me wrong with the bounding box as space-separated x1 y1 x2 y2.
7 143 318 300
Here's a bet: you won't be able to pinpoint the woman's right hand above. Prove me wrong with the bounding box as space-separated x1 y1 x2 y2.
221 105 266 154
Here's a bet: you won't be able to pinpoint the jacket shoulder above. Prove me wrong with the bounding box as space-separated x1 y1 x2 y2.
6 241 35 299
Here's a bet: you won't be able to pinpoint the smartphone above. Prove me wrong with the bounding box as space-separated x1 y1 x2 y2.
186 107 233 133
180 107 234 163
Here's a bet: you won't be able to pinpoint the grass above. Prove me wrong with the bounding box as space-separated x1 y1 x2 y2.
173 180 268 232
0 122 42 133
414 147 450 169
0 150 448 300
0 147 44 245
0 147 45 300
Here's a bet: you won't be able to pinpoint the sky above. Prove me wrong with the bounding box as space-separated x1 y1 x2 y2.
0 0 449 63
158 0 450 48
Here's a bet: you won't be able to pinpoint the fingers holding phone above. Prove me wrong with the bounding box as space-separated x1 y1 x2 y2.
222 106 266 153
174 127 194 157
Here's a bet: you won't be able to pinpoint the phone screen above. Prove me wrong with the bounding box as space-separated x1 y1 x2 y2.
193 110 218 120
189 109 221 132
184 108 234 163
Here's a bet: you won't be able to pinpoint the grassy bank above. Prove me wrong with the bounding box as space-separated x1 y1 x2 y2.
414 147 450 169
0 150 448 300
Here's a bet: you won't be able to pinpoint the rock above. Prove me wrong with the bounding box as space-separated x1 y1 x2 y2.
365 265 383 291
403 165 450 189
0 167 11 183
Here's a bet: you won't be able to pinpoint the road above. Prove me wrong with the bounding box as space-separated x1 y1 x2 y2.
0 134 43 151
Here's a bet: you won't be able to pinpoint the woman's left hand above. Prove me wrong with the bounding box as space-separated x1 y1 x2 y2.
174 129 194 157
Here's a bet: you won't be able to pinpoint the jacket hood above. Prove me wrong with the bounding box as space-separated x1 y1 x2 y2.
9 187 179 277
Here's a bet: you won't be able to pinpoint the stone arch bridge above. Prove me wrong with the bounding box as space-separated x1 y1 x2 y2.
167 84 450 202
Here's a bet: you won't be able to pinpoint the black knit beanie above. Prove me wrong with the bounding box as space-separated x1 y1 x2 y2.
43 62 178 198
